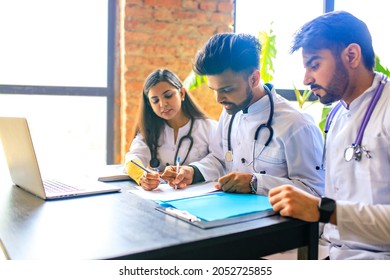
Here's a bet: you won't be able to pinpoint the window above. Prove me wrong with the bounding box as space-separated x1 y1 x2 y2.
235 0 390 125
235 0 390 87
0 94 107 177
235 0 324 124
335 0 390 68
235 0 323 90
0 0 108 87
0 0 116 175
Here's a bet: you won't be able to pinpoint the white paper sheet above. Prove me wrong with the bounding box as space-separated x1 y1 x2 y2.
128 181 218 201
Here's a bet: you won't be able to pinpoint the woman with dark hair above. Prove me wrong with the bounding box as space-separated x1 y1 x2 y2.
124 69 217 191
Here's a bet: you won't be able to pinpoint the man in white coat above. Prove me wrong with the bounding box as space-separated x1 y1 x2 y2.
269 11 390 259
163 33 324 197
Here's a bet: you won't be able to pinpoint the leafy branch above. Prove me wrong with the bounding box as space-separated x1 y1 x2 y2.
258 23 276 83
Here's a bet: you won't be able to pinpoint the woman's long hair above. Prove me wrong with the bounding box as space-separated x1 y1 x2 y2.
137 69 207 161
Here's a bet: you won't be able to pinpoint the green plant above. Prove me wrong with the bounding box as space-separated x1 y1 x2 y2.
375 55 390 77
293 86 315 110
182 69 207 91
293 86 329 135
258 23 277 83
318 104 332 133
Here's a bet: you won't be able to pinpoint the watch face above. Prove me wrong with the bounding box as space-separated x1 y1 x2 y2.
320 197 336 212
319 197 335 223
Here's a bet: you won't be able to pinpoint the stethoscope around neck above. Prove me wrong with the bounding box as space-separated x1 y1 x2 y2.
225 84 274 172
149 118 194 168
317 73 387 170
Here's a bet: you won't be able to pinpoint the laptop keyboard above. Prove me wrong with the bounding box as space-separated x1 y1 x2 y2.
43 180 83 193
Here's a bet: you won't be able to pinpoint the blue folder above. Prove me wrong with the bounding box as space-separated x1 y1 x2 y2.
157 192 275 228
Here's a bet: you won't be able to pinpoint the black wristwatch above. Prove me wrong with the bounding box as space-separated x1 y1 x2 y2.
318 196 336 223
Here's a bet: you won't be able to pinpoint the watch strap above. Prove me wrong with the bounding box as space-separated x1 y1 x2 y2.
318 196 335 223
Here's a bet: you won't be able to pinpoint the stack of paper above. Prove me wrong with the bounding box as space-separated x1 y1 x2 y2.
129 181 217 201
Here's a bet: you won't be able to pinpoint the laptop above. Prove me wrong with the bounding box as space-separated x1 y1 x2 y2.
0 117 121 200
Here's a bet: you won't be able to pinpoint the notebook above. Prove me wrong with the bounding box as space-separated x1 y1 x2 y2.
97 164 131 182
0 117 121 200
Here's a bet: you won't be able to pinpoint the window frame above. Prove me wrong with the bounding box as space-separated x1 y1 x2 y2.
0 0 119 164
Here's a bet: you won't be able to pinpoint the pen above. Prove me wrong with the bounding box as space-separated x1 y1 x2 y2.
130 160 167 184
175 156 180 190
166 207 201 222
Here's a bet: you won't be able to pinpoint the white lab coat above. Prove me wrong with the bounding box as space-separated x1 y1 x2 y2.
125 118 218 170
323 73 390 259
191 86 325 196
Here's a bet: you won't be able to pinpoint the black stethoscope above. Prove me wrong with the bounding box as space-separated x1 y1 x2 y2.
149 118 194 168
318 74 387 170
225 84 274 172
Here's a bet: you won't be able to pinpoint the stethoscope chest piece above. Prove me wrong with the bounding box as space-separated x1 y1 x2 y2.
225 150 233 162
342 74 387 163
344 146 355 162
149 157 160 168
344 145 362 162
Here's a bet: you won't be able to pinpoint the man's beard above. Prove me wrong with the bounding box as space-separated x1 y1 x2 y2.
313 58 349 105
222 86 254 115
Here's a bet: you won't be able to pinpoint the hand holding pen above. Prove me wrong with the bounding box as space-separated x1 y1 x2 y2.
130 160 167 191
159 156 181 189
161 164 195 189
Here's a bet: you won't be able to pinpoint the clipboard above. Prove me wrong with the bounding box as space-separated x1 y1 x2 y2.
156 192 276 229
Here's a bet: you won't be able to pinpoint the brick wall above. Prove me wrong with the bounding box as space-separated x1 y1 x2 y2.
120 0 234 161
